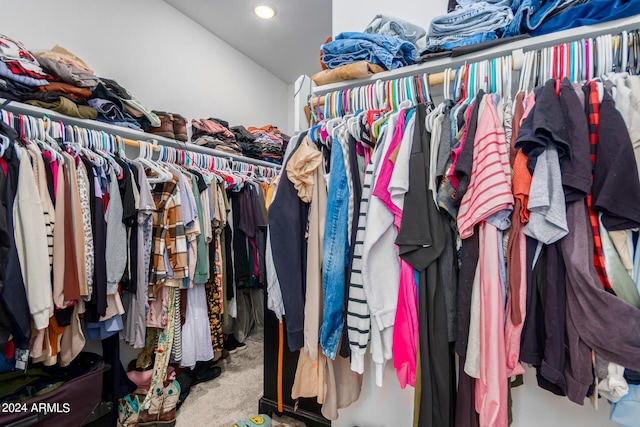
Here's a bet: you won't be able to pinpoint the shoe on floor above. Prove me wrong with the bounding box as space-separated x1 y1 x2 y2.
212 348 230 363
188 362 222 386
225 334 247 353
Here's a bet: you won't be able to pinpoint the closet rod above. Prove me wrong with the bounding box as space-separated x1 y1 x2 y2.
311 14 640 97
309 69 461 107
0 98 282 169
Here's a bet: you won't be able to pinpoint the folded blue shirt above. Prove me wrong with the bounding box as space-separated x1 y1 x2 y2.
84 315 124 340
531 0 640 36
321 32 418 70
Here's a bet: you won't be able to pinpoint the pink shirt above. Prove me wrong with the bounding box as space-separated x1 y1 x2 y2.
393 259 418 388
456 98 513 427
457 99 513 239
372 110 407 223
476 223 508 427
371 110 419 389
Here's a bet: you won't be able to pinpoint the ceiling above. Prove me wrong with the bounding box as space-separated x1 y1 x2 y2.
165 0 332 84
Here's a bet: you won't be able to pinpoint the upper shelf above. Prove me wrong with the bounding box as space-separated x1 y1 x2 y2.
312 15 640 96
0 98 282 169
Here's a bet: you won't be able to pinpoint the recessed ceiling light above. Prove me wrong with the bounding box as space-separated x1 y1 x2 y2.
254 4 276 20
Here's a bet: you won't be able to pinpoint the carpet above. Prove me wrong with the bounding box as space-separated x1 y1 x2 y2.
175 333 264 427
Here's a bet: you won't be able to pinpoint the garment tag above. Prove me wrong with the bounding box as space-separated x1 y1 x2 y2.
14 348 28 371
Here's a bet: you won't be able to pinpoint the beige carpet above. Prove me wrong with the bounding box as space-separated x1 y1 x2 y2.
176 333 264 427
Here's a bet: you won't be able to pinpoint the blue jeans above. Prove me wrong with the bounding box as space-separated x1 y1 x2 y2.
321 32 418 70
320 137 350 360
424 32 498 53
424 2 512 51
428 2 513 37
364 14 426 46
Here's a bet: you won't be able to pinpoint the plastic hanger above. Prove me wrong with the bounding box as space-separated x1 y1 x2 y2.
34 117 63 162
0 131 9 157
622 31 629 74
587 38 594 80
517 50 531 94
137 140 170 184
95 131 123 178
0 111 10 157
443 68 451 101
504 55 512 100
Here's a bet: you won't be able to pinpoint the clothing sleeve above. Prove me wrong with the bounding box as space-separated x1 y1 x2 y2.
14 150 51 330
593 93 640 230
150 207 167 285
105 173 128 293
347 162 375 373
268 139 309 352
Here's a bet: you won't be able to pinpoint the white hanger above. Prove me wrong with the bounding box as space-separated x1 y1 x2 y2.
622 31 629 74
518 51 530 94
0 112 10 156
33 117 62 162
137 140 170 184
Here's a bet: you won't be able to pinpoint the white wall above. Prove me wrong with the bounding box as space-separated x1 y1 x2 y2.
287 83 295 136
332 0 446 38
331 1 618 426
0 0 290 133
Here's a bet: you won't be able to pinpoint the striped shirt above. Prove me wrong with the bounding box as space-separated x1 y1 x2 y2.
585 80 613 292
347 158 375 374
457 95 514 239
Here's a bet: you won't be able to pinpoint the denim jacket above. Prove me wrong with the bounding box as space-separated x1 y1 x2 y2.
320 131 351 360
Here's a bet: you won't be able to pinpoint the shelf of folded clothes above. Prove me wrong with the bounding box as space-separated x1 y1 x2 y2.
0 34 284 168
311 13 640 95
0 38 162 132
191 118 288 165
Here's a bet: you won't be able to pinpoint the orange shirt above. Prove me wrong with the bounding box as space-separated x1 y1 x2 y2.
512 150 532 224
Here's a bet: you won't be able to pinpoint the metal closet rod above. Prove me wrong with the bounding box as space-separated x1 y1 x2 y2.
0 99 282 169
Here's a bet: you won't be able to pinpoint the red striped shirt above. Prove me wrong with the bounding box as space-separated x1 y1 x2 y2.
458 96 514 239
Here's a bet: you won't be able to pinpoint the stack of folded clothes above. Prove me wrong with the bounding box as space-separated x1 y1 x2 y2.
246 125 288 165
87 79 160 131
190 119 288 164
314 16 424 85
192 118 243 155
0 35 94 120
0 37 97 120
36 46 163 130
0 35 161 130
0 34 55 90
421 0 640 56
320 31 419 72
423 0 514 53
